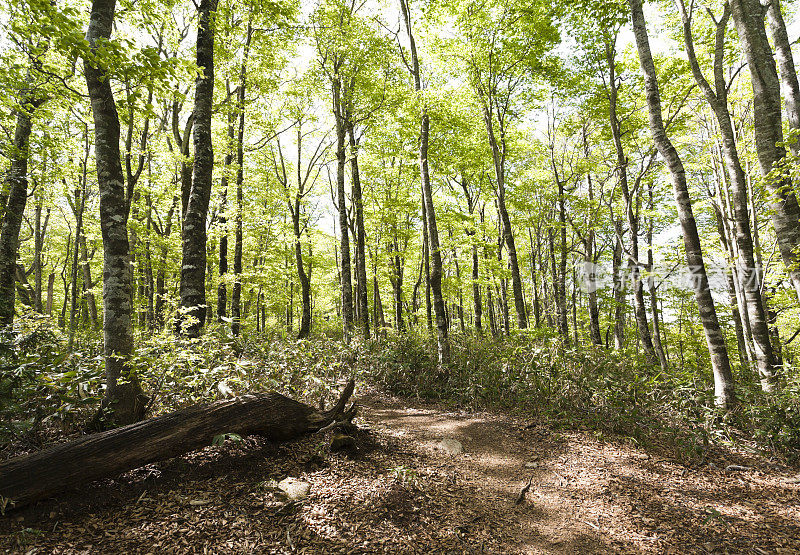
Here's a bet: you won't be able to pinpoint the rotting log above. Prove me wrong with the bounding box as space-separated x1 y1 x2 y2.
0 379 355 511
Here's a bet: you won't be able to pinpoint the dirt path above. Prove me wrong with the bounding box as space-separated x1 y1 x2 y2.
2 391 799 553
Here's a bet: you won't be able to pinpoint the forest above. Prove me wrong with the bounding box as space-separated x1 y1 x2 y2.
1 0 800 551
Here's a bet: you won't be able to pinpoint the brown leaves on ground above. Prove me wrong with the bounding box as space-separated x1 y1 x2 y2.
1 391 799 553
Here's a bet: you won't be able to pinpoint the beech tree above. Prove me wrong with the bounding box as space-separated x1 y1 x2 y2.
179 0 218 337
84 0 147 424
629 0 736 408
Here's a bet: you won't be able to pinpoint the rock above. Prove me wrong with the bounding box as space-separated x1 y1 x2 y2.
330 434 356 452
725 464 750 472
278 478 311 500
524 461 539 469
437 438 464 456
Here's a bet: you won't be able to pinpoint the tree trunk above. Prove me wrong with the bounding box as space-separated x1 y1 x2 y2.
421 197 432 330
347 123 370 340
33 200 49 313
612 216 626 349
729 0 800 303
0 380 355 510
555 178 569 343
68 182 85 350
179 0 218 338
79 235 98 329
605 38 657 364
766 0 800 155
646 184 669 370
482 105 527 330
677 0 778 391
231 24 250 338
84 0 146 425
217 104 234 321
46 272 54 315
400 0 449 364
332 78 353 342
630 0 736 408
584 167 602 346
0 92 42 328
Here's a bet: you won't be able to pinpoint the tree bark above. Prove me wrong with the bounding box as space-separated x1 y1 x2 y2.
179 0 218 338
33 199 49 313
0 91 42 328
79 235 98 329
231 23 251 338
677 0 778 391
646 183 669 370
84 0 147 425
217 99 234 321
348 123 370 339
332 75 353 342
765 0 800 155
0 380 355 510
611 216 626 349
605 38 658 364
481 104 527 330
630 0 736 408
400 0 449 364
729 0 800 303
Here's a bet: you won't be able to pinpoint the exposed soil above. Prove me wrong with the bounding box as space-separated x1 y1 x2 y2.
1 390 799 553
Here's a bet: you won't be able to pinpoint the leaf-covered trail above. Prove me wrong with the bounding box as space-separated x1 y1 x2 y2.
2 391 799 553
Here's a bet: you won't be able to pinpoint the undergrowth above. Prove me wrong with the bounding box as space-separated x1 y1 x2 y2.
2 314 798 465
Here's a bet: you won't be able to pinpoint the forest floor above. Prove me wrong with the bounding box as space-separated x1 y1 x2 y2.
2 389 800 554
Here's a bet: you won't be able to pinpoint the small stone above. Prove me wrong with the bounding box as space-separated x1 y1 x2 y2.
725 464 751 472
330 434 356 452
524 461 539 469
437 438 464 456
278 478 311 500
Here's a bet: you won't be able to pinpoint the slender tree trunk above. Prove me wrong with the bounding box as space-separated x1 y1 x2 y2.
678 0 778 390
471 237 482 335
293 200 312 338
729 0 800 302
584 167 602 346
59 234 70 329
482 107 527 329
347 123 369 339
630 0 736 408
646 185 668 370
612 216 626 349
401 0 448 364
605 39 657 364
389 239 405 332
46 272 54 315
766 0 800 155
230 23 251 337
68 173 86 350
79 235 98 329
421 198 432 330
555 178 569 343
0 92 42 328
179 0 218 337
33 200 49 313
217 105 234 321
84 0 146 425
332 78 353 342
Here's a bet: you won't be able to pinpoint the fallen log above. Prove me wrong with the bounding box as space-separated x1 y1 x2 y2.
0 379 355 511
